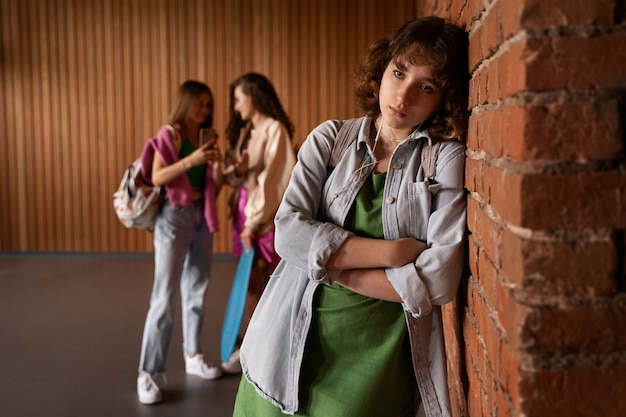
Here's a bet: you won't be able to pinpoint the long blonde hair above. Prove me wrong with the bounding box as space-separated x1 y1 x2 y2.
167 80 214 129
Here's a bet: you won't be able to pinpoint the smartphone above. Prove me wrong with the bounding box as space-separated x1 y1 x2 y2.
199 128 217 148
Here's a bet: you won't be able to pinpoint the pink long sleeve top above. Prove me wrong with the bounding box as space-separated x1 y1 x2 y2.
139 124 220 232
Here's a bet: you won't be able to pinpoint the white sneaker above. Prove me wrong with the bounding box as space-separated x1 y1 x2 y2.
221 349 242 374
137 373 162 404
184 353 222 379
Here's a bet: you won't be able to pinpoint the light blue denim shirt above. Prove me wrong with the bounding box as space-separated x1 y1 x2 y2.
239 117 466 417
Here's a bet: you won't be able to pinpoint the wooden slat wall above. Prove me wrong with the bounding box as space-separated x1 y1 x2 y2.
0 0 417 253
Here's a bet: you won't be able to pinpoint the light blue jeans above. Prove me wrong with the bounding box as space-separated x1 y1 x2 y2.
138 200 214 374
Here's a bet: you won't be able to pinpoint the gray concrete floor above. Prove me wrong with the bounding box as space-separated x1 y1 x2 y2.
0 252 241 417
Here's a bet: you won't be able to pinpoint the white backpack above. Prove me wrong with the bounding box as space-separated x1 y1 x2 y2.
113 125 178 230
113 158 162 230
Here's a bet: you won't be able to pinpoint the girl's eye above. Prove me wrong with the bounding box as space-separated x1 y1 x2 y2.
393 70 404 79
421 84 436 94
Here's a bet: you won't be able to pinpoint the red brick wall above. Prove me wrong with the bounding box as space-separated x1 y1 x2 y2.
418 1 626 416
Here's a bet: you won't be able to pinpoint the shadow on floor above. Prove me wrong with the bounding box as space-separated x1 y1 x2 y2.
0 253 241 417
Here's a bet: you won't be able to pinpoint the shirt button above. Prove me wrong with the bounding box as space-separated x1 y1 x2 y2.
392 162 402 169
385 196 395 204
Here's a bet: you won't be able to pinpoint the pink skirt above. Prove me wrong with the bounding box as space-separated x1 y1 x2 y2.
232 187 280 263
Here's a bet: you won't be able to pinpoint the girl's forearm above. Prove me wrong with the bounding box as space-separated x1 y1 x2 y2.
334 268 401 302
326 235 427 270
152 156 191 186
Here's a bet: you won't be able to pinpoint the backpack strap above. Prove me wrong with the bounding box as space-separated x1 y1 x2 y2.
421 141 441 181
328 118 362 169
330 119 441 182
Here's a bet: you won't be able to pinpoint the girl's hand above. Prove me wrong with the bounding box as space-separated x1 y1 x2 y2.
186 140 221 167
386 238 427 267
207 141 222 165
233 150 249 176
240 226 254 252
188 142 212 166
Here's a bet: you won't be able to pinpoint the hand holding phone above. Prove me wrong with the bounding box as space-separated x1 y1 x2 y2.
199 128 217 148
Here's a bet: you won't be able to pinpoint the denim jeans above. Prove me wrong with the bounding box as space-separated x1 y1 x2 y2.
138 200 214 374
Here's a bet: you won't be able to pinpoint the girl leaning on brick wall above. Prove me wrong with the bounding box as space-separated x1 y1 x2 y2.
232 16 470 417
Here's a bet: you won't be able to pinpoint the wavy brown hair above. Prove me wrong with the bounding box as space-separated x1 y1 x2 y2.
225 73 295 148
354 16 469 141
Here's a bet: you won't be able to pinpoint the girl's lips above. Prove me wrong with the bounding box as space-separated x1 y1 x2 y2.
390 106 406 117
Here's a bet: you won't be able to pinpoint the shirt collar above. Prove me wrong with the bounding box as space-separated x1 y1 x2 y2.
357 116 432 148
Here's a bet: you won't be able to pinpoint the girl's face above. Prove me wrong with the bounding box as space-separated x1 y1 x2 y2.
378 57 443 136
233 85 256 121
187 92 212 126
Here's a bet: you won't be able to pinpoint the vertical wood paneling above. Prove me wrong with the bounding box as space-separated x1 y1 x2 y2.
0 0 417 253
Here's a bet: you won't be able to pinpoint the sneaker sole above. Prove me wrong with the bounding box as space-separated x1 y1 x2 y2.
138 394 162 405
186 369 223 380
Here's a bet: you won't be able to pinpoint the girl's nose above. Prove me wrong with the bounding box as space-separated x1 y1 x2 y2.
396 86 412 107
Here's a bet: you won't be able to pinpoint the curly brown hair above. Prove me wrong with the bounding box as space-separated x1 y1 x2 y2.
225 73 295 148
354 16 469 141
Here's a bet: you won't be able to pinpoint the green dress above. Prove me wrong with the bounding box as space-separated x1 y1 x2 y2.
233 172 417 417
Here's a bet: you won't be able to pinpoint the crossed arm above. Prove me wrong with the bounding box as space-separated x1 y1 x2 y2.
326 236 427 302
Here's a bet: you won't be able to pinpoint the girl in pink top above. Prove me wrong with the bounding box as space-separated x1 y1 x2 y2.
137 80 224 405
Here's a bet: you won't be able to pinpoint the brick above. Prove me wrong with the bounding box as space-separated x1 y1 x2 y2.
458 0 481 33
444 298 469 417
466 0 485 23
471 290 499 365
475 65 489 106
470 243 516 337
443 297 467 417
501 228 619 296
481 167 626 229
521 304 626 354
500 341 522 415
487 58 500 105
488 168 522 226
464 300 500 417
466 112 480 150
500 106 527 159
480 65 490 106
518 0 616 27
464 308 480 372
499 38 529 98
498 33 626 97
464 318 486 416
465 113 483 155
501 0 524 40
480 1 502 59
502 291 535 351
468 235 479 279
471 242 497 300
464 157 481 194
502 102 623 162
482 161 504 210
483 108 504 156
466 197 502 266
518 366 626 416
450 0 466 25
516 171 626 229
495 387 514 417
525 34 626 91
